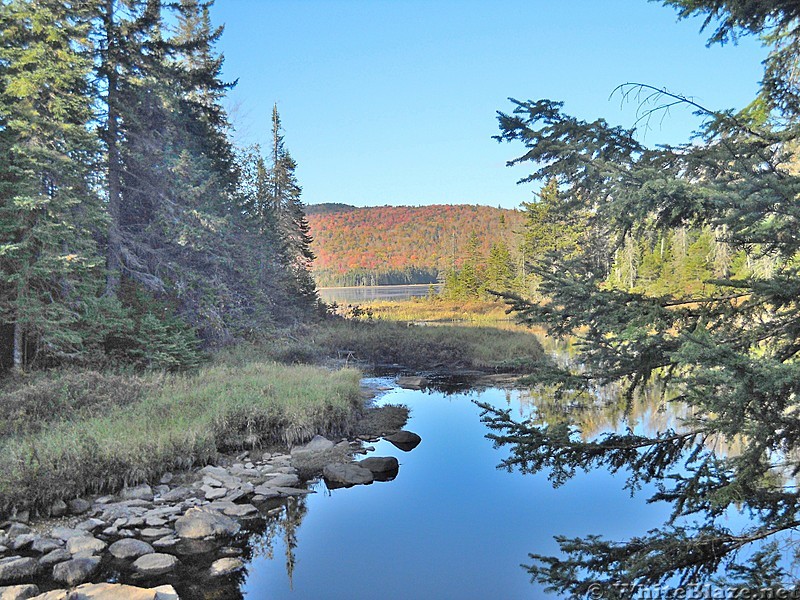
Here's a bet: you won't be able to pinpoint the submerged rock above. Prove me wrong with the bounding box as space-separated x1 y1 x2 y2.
67 582 178 599
209 557 244 577
322 463 374 487
132 553 179 577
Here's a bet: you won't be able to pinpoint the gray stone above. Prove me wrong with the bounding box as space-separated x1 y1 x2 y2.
323 462 374 486
27 591 67 600
291 435 334 456
396 375 428 389
121 485 153 502
75 519 105 532
208 557 244 577
160 472 174 484
49 527 86 542
94 495 115 505
201 486 227 501
132 553 178 577
4 526 29 539
144 516 167 528
67 498 91 515
384 430 422 451
357 456 400 474
51 557 100 586
151 536 178 550
252 484 280 498
49 500 67 518
0 584 39 600
221 504 258 518
9 513 28 525
263 473 300 487
9 536 35 552
138 528 173 540
158 487 192 503
66 535 106 556
108 539 154 560
174 507 240 539
30 538 62 554
66 582 178 600
0 557 38 584
38 549 71 568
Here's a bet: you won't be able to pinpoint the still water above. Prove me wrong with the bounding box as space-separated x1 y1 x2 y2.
318 284 440 304
238 379 679 599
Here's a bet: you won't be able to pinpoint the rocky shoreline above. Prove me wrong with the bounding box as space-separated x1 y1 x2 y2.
0 394 421 600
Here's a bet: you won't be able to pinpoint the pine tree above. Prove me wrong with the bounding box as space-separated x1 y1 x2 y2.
0 0 105 371
486 0 800 594
267 105 317 305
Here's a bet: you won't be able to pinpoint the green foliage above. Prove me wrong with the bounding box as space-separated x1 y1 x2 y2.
486 0 800 594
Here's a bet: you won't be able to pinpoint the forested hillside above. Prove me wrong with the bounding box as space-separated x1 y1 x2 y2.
0 0 316 373
306 204 523 286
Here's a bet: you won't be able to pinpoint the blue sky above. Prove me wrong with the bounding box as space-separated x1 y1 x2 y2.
213 0 767 209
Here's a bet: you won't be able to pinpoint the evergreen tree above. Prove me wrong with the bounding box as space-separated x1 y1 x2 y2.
486 0 800 594
0 0 106 371
267 105 317 305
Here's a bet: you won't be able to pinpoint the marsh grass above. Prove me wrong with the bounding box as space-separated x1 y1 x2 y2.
363 298 512 323
0 362 362 514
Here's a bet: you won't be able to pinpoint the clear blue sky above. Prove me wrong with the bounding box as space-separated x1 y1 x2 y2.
212 0 767 209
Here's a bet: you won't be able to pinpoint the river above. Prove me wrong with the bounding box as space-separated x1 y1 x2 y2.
317 284 441 304
234 377 680 599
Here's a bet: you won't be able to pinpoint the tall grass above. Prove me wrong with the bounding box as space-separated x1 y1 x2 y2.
0 362 362 515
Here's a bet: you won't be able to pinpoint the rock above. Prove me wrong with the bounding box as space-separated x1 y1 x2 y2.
291 435 334 456
174 507 240 540
66 535 106 556
108 539 154 560
49 527 86 542
396 375 428 390
384 430 422 451
201 487 227 501
66 583 179 600
30 538 62 554
0 584 39 600
67 534 108 556
28 591 67 600
252 484 280 498
160 473 174 485
263 473 300 487
132 553 179 577
49 500 67 518
94 495 115 505
208 557 244 577
144 516 167 528
68 498 92 515
322 463 374 487
4 526 29 539
138 528 173 540
158 487 192 503
9 513 28 526
274 487 313 496
220 504 258 518
9 535 35 552
121 485 153 502
51 557 100 586
151 537 178 550
76 519 105 532
357 456 400 474
0 557 38 584
38 549 71 568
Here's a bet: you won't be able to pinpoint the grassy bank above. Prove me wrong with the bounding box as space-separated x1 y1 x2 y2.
358 298 512 323
0 362 362 515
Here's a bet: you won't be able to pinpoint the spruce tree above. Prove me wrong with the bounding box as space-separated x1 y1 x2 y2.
0 0 105 371
485 0 800 595
267 105 317 305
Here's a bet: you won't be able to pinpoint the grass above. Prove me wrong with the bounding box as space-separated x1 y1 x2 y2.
358 298 513 323
0 361 362 515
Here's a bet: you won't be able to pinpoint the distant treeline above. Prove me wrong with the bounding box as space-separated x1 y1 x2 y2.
306 204 523 287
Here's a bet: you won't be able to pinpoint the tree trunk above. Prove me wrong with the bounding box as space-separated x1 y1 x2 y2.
12 320 23 373
104 0 122 297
